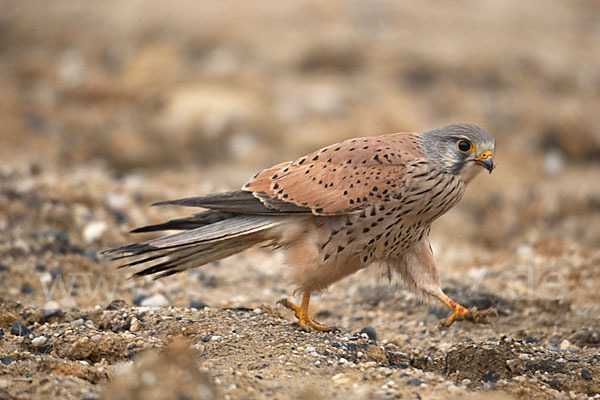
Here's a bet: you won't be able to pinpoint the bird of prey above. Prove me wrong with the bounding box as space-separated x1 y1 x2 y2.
104 123 497 331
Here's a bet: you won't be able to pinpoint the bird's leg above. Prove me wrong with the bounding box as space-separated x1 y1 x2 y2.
435 292 498 329
277 292 336 332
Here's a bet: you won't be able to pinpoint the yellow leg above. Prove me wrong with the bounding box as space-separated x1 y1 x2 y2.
436 292 498 329
278 292 336 332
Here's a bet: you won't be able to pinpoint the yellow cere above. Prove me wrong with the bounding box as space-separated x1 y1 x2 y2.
477 150 493 160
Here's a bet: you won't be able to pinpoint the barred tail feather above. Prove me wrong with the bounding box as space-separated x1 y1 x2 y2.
103 214 283 279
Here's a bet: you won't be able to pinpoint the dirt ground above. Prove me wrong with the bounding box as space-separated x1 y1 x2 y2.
1 1 599 399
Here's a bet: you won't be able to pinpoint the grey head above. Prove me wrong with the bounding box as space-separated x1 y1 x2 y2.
418 123 496 182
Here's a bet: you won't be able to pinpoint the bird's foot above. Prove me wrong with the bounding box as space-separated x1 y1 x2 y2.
277 298 337 332
438 307 498 330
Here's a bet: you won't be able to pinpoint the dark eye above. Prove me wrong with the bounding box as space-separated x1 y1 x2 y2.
457 139 473 153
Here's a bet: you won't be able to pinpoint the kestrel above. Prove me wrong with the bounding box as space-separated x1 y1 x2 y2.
105 123 497 331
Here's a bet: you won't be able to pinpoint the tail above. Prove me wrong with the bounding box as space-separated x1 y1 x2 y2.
103 213 283 279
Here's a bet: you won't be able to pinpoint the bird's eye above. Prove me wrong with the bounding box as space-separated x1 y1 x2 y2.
457 139 474 153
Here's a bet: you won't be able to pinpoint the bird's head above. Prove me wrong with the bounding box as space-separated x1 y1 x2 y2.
418 123 496 183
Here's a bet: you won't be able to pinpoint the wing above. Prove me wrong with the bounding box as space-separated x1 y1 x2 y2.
243 132 423 215
151 190 312 214
130 210 237 233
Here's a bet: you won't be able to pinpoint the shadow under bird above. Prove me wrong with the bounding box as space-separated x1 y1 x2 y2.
104 123 498 331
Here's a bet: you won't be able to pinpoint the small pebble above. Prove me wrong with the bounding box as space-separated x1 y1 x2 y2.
20 283 34 294
70 318 84 327
10 321 32 337
581 369 592 380
50 266 63 279
31 336 47 347
519 353 530 360
91 334 102 341
42 309 60 321
129 318 142 332
0 357 14 366
129 319 141 332
83 220 107 243
189 300 209 310
141 294 169 307
332 373 351 384
360 326 377 341
558 340 571 350
132 294 149 306
84 250 99 262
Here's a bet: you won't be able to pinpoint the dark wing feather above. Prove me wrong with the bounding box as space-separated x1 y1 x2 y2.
152 190 311 214
131 210 236 233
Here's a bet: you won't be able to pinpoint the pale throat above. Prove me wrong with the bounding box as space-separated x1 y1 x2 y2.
460 162 484 183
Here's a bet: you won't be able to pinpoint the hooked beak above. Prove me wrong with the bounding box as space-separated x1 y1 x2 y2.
474 150 495 174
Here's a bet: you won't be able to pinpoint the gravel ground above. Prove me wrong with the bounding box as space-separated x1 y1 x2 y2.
1 1 600 399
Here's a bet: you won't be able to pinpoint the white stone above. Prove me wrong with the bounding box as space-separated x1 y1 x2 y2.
141 371 157 386
83 221 107 243
129 319 141 333
38 272 52 285
558 340 571 350
31 336 47 347
332 373 351 384
70 318 84 327
544 149 564 177
106 193 129 210
43 301 61 310
140 294 169 307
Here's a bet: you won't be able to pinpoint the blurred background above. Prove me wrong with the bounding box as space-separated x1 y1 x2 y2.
1 2 600 398
1 0 599 313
